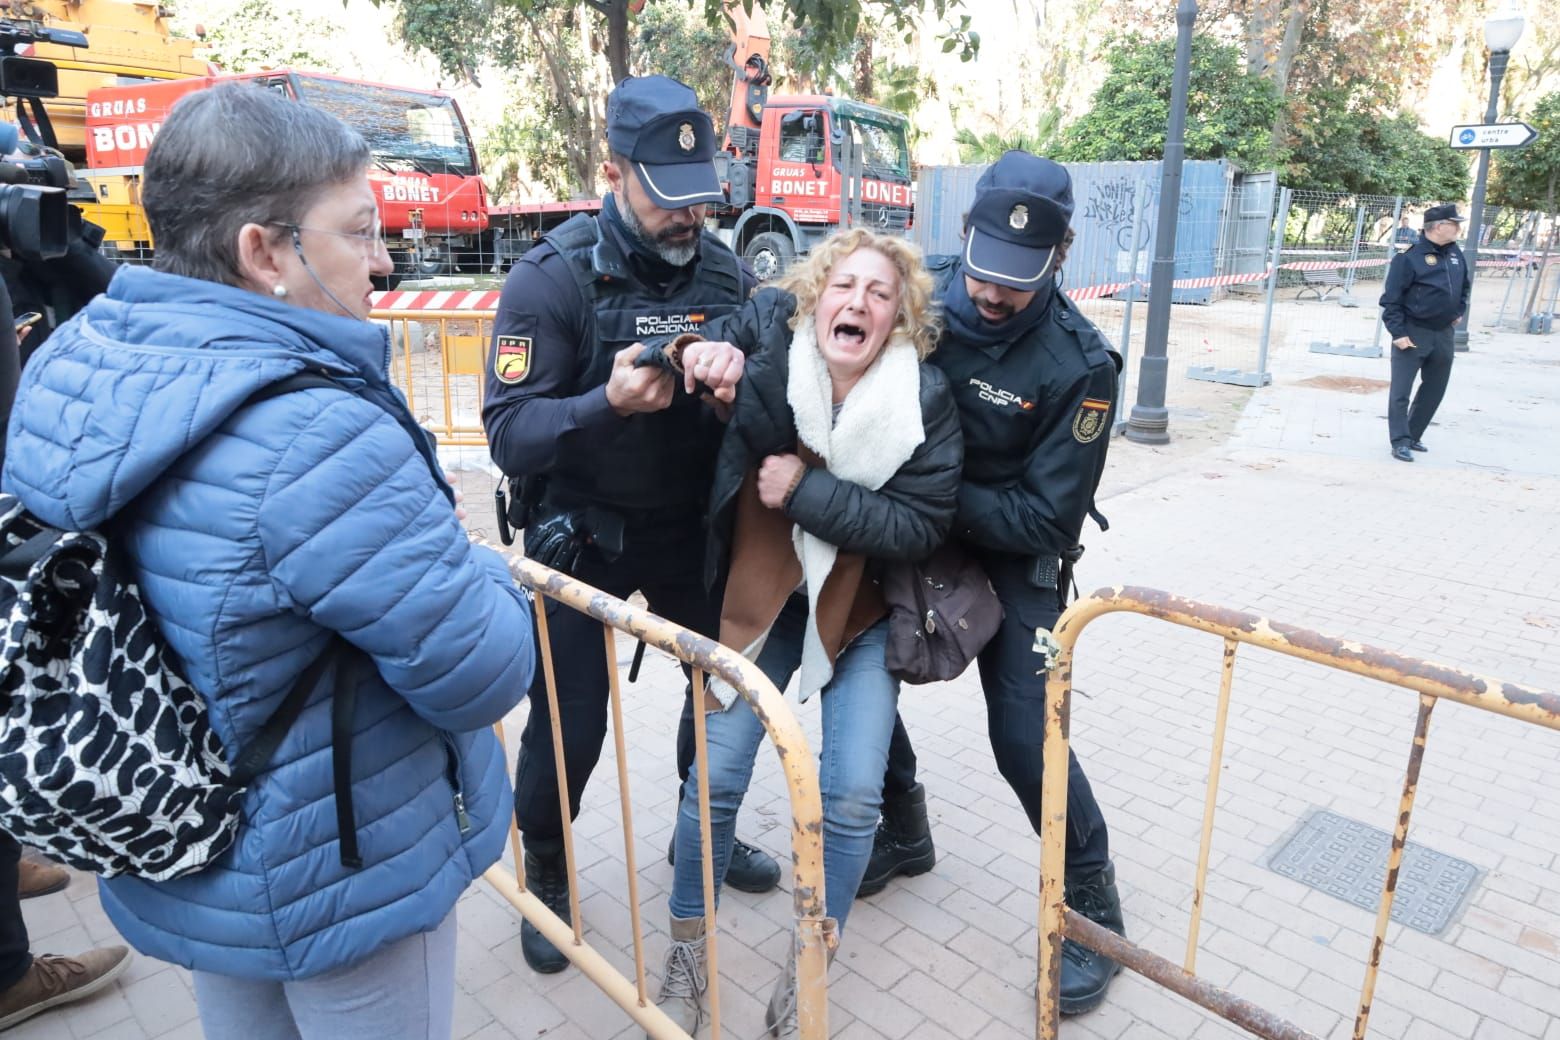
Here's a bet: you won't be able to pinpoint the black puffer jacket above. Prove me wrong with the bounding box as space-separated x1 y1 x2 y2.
698 287 963 590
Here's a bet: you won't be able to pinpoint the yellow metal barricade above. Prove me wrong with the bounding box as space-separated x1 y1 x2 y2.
485 546 834 1040
1035 586 1560 1040
375 309 495 446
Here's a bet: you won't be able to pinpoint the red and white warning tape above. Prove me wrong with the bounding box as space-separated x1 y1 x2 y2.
1065 266 1273 301
369 289 503 312
370 253 1538 316
1277 257 1388 272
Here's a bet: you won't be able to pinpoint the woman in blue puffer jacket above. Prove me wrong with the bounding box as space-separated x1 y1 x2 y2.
1 83 535 1039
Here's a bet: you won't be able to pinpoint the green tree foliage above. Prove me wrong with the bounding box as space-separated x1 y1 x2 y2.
377 0 953 200
954 109 1063 164
633 3 732 121
1287 100 1470 198
370 0 976 88
200 0 339 72
1052 35 1285 170
1490 92 1560 211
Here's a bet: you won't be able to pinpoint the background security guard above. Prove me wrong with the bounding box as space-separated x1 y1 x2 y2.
1379 204 1470 463
482 75 779 976
861 151 1127 1015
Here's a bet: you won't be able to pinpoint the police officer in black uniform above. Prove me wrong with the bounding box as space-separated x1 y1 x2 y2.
483 75 780 976
860 152 1127 1015
1379 203 1470 463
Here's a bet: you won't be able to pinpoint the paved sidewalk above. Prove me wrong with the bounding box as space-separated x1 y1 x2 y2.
13 301 1560 1039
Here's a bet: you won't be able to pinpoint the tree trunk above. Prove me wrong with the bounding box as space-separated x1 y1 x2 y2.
854 28 873 99
1245 0 1278 77
525 9 597 195
606 0 630 85
1523 176 1557 318
1268 0 1308 98
1262 0 1309 149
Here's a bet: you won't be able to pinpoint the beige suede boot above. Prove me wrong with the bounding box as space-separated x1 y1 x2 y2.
651 914 707 1037
765 942 836 1038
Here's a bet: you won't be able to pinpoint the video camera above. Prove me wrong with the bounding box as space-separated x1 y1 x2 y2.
0 16 89 262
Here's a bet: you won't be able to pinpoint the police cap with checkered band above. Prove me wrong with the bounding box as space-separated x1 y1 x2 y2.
964 150 1074 291
606 75 724 210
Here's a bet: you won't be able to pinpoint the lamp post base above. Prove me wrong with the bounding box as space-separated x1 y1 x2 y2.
1454 328 1470 352
1124 404 1171 445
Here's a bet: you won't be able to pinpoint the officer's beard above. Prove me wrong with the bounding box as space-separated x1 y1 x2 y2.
619 195 700 268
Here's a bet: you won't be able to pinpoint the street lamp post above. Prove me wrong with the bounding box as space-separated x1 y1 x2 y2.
1124 0 1197 445
1458 2 1527 351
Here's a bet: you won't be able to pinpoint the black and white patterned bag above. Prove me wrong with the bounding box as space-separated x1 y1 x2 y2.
0 497 255 879
0 377 348 881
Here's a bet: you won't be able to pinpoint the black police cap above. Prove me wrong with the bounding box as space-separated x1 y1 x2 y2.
606 75 723 209
964 150 1074 291
1422 204 1466 225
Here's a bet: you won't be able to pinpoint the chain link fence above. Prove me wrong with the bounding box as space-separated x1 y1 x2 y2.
1264 192 1554 362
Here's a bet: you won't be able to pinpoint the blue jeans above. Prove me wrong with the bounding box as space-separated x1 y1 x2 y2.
670 596 898 933
191 911 457 1040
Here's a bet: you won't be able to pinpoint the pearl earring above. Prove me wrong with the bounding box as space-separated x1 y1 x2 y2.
272 284 288 298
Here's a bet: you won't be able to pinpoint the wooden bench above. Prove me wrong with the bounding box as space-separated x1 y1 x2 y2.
1296 268 1345 301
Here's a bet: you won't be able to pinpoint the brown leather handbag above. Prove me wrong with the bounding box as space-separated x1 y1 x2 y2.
882 542 1004 684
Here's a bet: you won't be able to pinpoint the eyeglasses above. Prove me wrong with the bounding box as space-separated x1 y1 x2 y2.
269 218 387 255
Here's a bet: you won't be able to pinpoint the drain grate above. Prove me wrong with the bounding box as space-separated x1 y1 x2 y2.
1266 809 1480 936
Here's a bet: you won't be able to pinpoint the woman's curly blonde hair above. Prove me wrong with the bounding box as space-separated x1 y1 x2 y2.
775 228 940 359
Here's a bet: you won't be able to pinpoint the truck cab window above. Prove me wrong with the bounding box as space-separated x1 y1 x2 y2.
779 110 824 165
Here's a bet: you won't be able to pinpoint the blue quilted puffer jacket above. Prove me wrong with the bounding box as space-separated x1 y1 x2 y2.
2 265 535 980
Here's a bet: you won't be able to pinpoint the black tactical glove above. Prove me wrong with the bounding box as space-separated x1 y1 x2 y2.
523 507 626 573
634 341 716 398
524 512 588 573
633 341 680 374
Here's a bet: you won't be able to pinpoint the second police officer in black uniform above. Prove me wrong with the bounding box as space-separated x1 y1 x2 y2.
482 75 780 976
860 151 1129 1015
1378 203 1470 463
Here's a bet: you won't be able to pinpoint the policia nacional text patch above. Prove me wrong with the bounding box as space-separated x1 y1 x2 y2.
494 336 532 385
1073 398 1110 443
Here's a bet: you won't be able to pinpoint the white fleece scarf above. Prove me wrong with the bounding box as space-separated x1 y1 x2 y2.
712 315 925 708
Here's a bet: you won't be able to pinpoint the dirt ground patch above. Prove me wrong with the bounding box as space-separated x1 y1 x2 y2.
1294 374 1391 394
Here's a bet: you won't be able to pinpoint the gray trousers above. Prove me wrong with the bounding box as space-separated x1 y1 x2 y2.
1388 322 1454 446
192 910 457 1040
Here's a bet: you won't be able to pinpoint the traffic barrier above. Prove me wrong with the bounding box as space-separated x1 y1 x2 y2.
372 308 493 446
483 546 834 1040
1035 587 1560 1040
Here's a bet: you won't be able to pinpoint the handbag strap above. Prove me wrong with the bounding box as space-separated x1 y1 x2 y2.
0 529 65 579
331 660 362 869
228 642 339 786
227 638 362 871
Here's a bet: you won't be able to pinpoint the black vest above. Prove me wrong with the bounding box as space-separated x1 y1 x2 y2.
544 213 746 513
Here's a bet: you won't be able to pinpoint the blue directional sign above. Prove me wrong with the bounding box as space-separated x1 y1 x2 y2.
1449 122 1539 149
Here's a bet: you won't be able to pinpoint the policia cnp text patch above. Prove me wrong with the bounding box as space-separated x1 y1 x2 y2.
1073 397 1110 443
494 336 532 384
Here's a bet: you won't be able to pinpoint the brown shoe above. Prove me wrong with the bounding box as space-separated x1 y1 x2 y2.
17 857 69 900
0 946 133 1030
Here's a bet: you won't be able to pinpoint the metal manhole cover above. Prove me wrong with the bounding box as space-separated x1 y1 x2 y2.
1266 809 1480 935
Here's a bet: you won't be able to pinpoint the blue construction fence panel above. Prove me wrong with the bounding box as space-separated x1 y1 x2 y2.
913 159 1237 304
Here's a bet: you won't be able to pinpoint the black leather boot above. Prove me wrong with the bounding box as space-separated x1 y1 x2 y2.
1059 862 1125 1015
856 782 935 898
521 839 572 974
666 836 782 894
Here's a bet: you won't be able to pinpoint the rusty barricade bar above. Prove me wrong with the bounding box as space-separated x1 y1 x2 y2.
1036 586 1560 1040
482 544 833 1039
373 309 494 446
